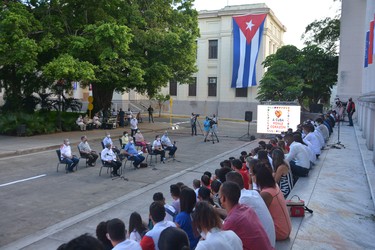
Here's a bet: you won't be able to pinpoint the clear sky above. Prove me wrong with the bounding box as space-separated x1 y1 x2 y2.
193 0 341 49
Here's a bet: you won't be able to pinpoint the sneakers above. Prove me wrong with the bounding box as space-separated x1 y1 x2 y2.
133 162 139 169
162 157 166 163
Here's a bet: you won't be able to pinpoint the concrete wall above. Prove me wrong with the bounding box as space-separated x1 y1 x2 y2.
337 0 375 162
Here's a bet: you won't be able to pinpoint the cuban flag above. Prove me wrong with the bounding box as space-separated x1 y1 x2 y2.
231 14 267 88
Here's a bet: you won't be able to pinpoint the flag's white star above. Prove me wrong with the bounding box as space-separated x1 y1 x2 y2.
246 20 255 31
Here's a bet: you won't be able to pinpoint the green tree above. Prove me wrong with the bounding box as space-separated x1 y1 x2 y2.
1 0 199 114
154 93 170 117
0 2 42 112
302 17 340 54
257 45 305 103
299 45 338 106
257 45 338 110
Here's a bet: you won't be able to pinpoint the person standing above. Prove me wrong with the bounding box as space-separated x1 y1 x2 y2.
78 135 98 166
127 108 133 125
347 97 355 126
148 105 154 123
190 113 197 136
118 108 126 127
60 139 79 173
130 116 138 137
203 117 210 142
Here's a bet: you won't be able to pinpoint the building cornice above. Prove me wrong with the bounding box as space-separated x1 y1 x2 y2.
198 3 287 32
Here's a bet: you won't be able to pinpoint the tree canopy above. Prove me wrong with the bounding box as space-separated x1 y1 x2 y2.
257 45 338 110
0 0 199 113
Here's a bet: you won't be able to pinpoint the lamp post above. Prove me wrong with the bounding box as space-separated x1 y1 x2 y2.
56 80 64 131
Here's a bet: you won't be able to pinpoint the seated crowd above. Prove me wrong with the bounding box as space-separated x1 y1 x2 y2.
60 129 178 175
58 114 333 250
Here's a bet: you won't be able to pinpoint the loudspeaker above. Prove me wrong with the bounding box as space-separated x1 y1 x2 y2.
245 111 253 122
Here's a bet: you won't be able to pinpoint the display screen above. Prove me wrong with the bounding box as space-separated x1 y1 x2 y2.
257 105 301 134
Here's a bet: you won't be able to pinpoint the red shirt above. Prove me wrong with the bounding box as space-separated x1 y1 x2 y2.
222 204 274 250
239 169 250 190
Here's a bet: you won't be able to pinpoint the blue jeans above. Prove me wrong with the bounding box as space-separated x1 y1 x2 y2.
290 160 309 177
348 112 354 126
165 145 177 157
62 156 79 171
128 155 145 167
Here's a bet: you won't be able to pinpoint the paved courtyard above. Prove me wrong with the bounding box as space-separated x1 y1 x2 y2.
0 118 374 249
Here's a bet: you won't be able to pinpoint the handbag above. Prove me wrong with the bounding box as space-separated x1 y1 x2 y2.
286 195 313 217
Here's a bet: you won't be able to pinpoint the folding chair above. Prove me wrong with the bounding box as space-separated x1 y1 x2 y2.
145 144 158 165
77 145 89 167
56 150 68 173
98 155 113 176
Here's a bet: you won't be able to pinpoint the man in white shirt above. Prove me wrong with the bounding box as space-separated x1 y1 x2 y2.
302 123 321 157
315 118 330 142
226 171 276 248
284 133 310 177
130 116 138 137
107 218 141 250
101 143 121 177
102 132 120 155
161 131 177 158
140 202 176 250
60 139 79 173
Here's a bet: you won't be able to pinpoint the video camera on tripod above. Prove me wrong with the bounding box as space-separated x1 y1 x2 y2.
207 117 216 128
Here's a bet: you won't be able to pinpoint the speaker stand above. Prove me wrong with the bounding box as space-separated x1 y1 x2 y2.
239 122 255 141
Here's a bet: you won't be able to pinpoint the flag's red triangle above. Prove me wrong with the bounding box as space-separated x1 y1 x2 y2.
234 14 267 44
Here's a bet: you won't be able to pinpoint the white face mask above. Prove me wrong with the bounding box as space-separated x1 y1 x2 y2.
107 135 111 138
130 140 134 144
66 141 70 145
125 134 128 137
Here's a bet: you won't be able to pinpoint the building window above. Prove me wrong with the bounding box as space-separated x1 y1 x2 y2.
189 77 197 96
235 88 248 97
208 77 217 97
169 79 177 96
209 40 218 59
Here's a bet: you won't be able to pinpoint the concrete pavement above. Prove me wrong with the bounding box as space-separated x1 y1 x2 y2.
0 119 374 249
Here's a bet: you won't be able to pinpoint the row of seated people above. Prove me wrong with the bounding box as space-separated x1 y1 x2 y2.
59 129 178 175
58 149 300 250
101 130 179 176
76 113 121 131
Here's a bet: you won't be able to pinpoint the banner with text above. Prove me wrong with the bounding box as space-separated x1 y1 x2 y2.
257 105 301 134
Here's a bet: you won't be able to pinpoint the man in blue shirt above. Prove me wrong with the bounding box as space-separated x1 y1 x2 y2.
125 137 145 169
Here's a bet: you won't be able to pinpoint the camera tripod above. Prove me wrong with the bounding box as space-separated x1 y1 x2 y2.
204 127 219 144
330 116 345 149
195 118 204 135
